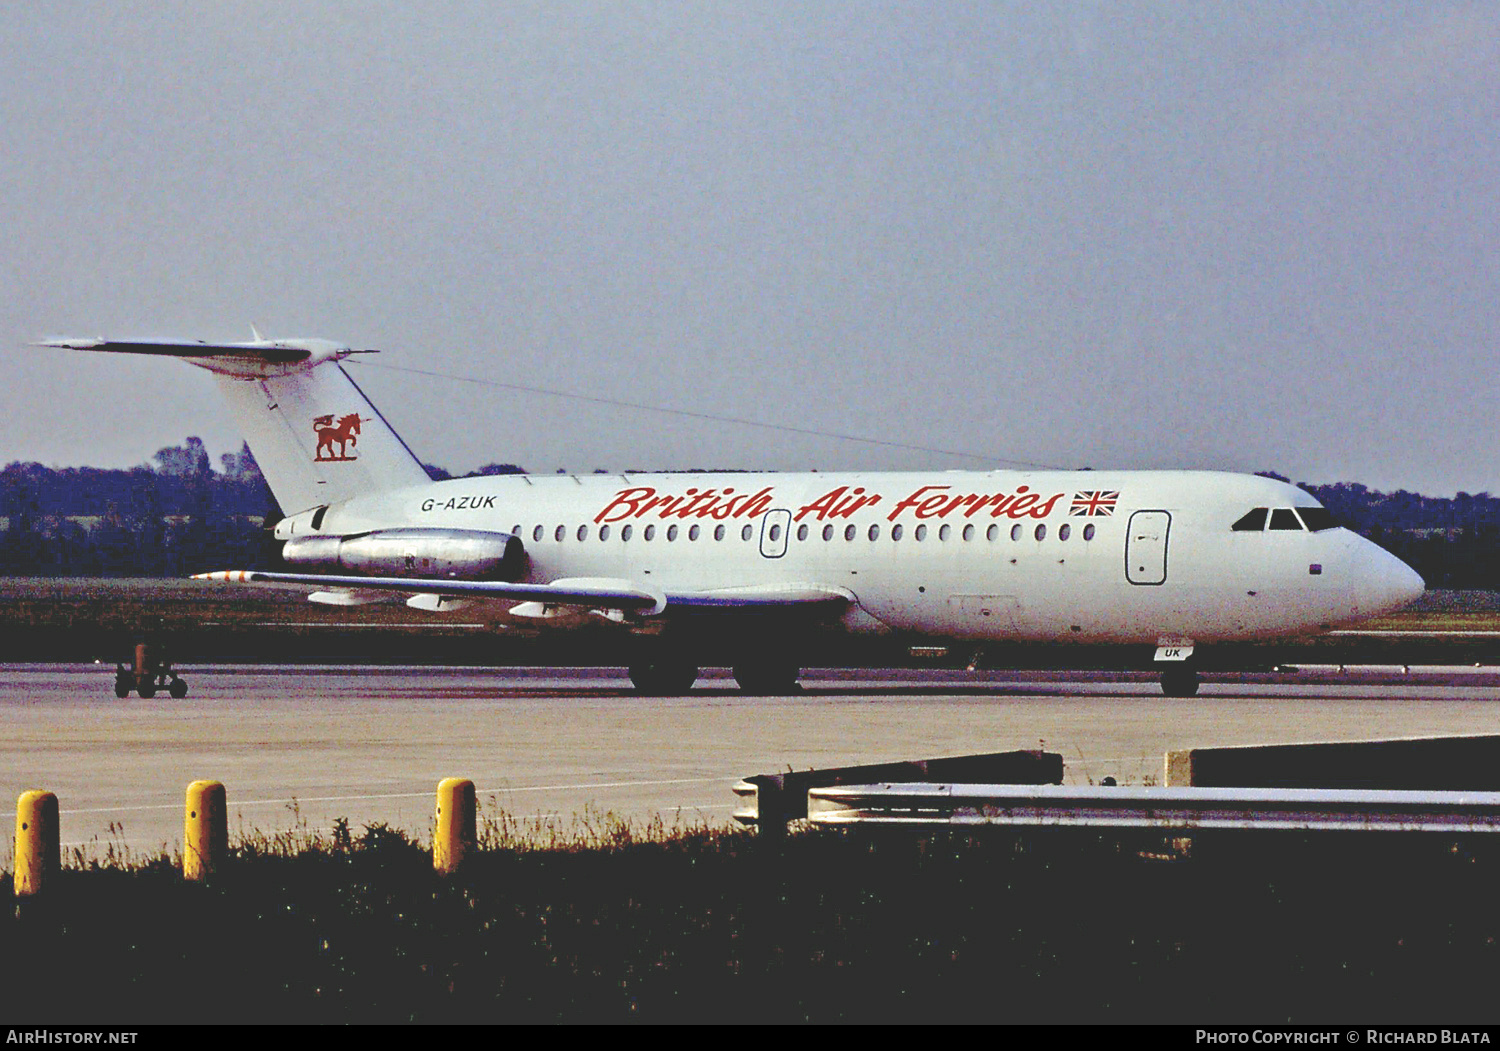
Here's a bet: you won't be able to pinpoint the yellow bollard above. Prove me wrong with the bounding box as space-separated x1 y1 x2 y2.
434 778 476 875
184 780 227 882
14 790 60 898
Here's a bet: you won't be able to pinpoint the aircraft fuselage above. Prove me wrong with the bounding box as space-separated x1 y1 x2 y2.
277 467 1423 646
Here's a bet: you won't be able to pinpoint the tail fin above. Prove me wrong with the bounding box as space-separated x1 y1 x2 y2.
39 336 431 514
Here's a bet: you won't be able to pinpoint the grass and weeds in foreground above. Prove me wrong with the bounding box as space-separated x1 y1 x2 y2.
4 814 1500 1023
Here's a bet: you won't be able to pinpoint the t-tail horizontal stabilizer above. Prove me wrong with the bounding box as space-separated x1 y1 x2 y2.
39 335 431 515
35 336 365 371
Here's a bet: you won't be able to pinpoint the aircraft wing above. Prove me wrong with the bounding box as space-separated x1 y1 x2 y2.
195 570 669 613
193 571 854 615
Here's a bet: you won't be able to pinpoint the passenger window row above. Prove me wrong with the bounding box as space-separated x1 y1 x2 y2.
515 521 1101 544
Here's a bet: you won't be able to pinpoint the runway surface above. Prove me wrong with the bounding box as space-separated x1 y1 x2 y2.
4 663 1500 859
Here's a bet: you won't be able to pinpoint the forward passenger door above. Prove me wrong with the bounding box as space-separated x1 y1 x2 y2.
1126 510 1170 585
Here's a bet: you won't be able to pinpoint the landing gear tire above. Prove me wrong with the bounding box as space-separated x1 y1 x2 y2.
628 662 699 695
168 678 188 699
113 678 131 699
1161 667 1200 698
733 661 802 695
138 681 157 699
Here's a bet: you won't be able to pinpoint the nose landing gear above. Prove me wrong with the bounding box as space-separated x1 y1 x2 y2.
1160 666 1200 698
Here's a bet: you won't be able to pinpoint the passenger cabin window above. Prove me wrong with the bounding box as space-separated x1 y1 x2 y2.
1268 508 1303 531
1232 508 1268 531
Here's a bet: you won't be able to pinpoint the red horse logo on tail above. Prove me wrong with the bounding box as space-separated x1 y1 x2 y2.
313 413 363 462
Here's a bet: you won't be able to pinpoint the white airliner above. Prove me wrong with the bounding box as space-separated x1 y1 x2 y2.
40 334 1425 696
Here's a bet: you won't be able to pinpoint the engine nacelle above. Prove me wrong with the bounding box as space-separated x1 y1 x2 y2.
281 528 526 581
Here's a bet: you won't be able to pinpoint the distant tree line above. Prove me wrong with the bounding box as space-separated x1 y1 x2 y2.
2 442 1499 587
1292 479 1500 591
0 439 277 577
0 442 539 577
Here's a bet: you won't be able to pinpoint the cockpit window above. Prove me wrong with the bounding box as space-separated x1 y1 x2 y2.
1295 507 1338 531
1235 505 1331 532
1232 508 1268 531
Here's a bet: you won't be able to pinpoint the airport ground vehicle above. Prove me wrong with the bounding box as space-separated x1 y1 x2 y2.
114 640 188 699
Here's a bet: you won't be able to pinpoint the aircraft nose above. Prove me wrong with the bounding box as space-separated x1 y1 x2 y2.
1355 541 1425 616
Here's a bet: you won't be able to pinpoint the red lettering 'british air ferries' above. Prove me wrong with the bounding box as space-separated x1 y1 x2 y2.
38 334 1424 696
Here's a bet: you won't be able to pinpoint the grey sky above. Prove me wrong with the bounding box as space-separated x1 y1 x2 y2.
2 3 1495 494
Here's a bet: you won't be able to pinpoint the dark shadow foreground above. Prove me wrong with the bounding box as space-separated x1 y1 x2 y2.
3 822 1499 1023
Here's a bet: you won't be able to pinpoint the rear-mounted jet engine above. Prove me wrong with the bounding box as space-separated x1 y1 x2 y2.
281 528 526 581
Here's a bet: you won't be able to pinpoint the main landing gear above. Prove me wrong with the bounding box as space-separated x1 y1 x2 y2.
628 661 699 695
627 658 803 695
1160 666 1200 698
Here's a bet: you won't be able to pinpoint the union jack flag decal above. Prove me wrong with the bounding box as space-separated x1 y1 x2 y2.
1071 490 1119 516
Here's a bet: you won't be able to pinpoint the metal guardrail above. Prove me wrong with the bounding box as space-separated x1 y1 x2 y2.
804 783 1500 833
731 750 1062 830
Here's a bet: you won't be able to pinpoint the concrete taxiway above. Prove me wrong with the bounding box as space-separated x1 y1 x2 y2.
3 663 1500 859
